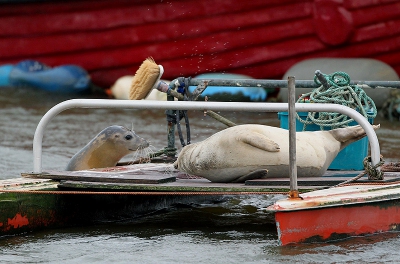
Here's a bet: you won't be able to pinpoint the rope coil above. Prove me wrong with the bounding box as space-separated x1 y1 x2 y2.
364 155 385 180
297 71 377 130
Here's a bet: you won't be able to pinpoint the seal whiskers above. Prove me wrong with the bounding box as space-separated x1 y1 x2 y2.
130 145 154 164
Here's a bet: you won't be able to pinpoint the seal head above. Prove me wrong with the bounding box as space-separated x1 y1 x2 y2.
66 125 149 171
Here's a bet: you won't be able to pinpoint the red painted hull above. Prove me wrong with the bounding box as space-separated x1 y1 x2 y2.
1 0 400 87
275 200 400 245
268 181 400 245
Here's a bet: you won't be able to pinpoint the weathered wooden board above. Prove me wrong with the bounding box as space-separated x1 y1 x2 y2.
22 164 177 184
246 172 400 186
57 180 291 193
246 177 353 187
0 178 57 191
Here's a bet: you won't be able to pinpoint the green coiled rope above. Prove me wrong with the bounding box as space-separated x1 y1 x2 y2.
297 71 377 130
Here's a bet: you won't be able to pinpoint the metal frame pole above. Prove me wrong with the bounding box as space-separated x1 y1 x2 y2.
288 77 300 198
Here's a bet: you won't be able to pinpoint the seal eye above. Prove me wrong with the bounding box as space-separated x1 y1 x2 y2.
125 135 133 140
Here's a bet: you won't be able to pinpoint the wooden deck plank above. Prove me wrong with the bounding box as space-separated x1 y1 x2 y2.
247 171 400 186
0 178 58 191
57 180 294 193
22 163 177 184
245 176 400 186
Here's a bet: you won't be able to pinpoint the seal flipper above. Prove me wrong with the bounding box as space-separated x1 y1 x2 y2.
232 169 268 183
237 132 280 152
328 124 380 149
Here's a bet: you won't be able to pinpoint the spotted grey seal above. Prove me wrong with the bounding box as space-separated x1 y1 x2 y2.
66 125 149 171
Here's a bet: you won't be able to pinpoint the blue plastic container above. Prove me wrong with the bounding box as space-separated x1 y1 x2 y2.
0 64 13 86
278 112 374 170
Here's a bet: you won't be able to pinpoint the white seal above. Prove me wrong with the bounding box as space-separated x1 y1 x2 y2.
174 124 379 182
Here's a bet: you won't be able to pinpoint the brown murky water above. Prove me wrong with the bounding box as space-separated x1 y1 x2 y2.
1 87 400 263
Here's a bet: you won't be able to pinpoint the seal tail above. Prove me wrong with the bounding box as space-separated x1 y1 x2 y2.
129 57 167 100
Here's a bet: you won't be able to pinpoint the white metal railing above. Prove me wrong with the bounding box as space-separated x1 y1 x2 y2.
33 99 380 176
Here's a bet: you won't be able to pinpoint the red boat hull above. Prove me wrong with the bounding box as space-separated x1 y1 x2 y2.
1 0 400 87
275 200 400 245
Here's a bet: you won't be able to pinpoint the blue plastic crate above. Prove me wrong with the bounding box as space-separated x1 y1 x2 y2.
277 112 374 170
